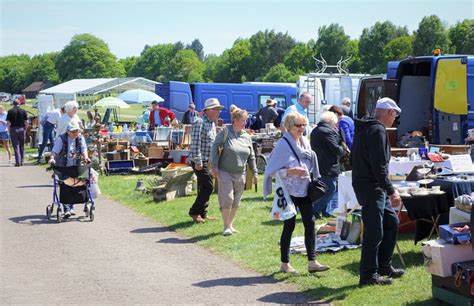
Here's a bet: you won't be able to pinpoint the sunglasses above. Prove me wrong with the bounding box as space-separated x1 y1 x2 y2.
294 124 307 128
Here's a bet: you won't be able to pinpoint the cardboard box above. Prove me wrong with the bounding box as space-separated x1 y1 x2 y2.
106 152 121 161
422 239 474 277
134 158 149 167
439 223 471 245
119 150 130 160
148 144 165 158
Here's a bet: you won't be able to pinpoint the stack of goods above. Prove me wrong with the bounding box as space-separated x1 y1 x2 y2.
106 140 130 161
423 207 473 304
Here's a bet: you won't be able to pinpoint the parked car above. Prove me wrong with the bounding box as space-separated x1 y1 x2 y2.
0 92 11 102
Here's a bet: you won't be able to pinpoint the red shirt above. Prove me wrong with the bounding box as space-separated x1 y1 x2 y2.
149 107 176 127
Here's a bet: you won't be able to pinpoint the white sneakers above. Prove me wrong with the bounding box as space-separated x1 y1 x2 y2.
222 228 233 236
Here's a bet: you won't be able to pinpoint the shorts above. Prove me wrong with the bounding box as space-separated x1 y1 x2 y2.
217 170 246 209
0 131 9 141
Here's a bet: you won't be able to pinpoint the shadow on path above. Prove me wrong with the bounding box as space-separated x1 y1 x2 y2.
9 214 90 225
130 227 172 234
17 184 53 188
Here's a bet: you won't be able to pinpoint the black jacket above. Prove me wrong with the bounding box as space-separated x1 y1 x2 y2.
351 117 394 195
181 110 196 124
310 122 344 177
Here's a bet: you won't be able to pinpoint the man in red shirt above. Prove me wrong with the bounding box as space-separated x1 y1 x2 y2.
148 100 176 129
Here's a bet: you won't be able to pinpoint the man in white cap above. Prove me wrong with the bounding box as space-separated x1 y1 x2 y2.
351 97 403 287
188 98 224 223
255 98 279 126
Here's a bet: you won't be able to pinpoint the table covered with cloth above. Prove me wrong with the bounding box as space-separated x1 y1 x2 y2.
401 193 450 244
428 177 474 207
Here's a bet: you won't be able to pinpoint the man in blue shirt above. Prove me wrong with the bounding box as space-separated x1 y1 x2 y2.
281 92 312 135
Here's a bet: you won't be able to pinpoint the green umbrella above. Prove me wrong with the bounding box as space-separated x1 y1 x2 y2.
93 97 130 109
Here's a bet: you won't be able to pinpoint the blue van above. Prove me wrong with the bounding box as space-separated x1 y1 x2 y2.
156 81 297 123
356 54 474 145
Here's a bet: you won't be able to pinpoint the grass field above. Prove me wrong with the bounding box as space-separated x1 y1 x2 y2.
99 174 436 305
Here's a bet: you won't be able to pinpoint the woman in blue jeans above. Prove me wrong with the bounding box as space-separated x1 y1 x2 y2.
38 107 64 163
310 111 344 218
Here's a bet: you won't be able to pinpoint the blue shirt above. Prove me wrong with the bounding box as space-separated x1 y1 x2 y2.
282 103 309 134
52 135 87 166
0 113 7 133
153 110 161 126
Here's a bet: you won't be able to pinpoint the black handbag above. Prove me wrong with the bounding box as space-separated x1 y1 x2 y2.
282 137 328 202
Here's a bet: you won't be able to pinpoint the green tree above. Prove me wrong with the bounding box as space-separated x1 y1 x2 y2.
129 43 176 81
413 15 450 56
313 23 351 68
216 39 252 83
448 19 474 54
56 33 125 81
26 53 60 85
119 56 139 76
262 64 297 82
347 39 362 73
283 43 314 73
383 36 413 66
0 54 31 93
165 49 204 83
186 39 204 61
359 21 409 73
203 54 224 82
248 30 296 80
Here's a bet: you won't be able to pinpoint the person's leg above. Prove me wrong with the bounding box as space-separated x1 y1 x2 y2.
10 128 20 165
38 123 51 161
312 176 336 218
199 163 214 219
48 126 55 151
293 196 316 261
378 202 400 270
324 176 338 216
1 139 12 161
280 216 296 263
217 170 233 232
18 128 25 165
188 163 213 220
229 172 245 231
356 188 386 280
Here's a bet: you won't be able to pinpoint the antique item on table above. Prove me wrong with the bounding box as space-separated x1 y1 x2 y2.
439 222 471 245
455 195 474 213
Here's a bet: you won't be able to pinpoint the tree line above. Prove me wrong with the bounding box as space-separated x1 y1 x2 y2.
1 15 472 94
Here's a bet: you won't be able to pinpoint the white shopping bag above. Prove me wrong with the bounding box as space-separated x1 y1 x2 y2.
90 168 101 199
271 173 297 221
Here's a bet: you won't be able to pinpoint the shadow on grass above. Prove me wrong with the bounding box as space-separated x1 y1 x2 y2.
301 283 360 304
157 232 220 244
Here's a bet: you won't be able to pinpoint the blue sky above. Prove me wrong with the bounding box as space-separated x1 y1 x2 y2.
1 0 472 59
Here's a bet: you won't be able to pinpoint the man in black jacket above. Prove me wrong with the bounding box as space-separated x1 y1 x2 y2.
351 97 404 287
310 111 344 218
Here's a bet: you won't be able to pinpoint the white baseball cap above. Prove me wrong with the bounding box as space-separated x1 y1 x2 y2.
376 97 401 114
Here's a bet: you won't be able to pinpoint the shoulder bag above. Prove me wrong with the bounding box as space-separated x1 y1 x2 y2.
282 137 328 202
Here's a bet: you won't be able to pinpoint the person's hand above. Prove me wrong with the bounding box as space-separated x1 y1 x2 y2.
287 167 308 177
252 175 258 184
84 157 91 164
210 168 218 177
389 190 402 208
195 164 203 171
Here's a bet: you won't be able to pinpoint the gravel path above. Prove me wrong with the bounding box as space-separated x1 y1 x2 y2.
0 153 317 304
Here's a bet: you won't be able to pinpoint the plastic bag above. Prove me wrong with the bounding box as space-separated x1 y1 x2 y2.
271 173 297 221
90 168 101 199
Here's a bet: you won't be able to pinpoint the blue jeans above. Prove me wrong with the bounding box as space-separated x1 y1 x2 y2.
38 122 55 161
355 188 399 280
312 176 337 217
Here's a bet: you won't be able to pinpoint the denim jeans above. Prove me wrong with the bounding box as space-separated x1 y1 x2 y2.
312 175 337 217
10 127 25 165
355 188 399 280
38 122 55 160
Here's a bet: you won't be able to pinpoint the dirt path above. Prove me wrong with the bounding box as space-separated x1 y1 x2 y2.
0 153 316 304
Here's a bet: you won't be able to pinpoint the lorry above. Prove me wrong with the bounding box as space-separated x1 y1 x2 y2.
155 81 297 123
297 73 367 125
355 54 474 145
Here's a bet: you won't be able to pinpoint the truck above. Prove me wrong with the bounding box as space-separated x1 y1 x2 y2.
356 54 474 145
155 81 298 123
297 73 367 125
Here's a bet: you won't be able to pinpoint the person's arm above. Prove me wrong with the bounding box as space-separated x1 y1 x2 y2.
209 129 225 176
23 111 29 129
246 136 258 179
80 136 90 163
190 120 203 167
325 129 344 157
49 137 63 164
339 121 352 148
367 126 394 195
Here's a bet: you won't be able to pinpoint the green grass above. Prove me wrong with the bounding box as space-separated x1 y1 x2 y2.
99 174 436 305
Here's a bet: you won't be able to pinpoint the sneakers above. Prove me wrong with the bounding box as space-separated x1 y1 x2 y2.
379 266 405 279
308 260 330 273
230 226 239 233
280 263 298 274
203 215 216 221
64 211 71 219
222 228 233 236
359 274 393 287
70 209 76 216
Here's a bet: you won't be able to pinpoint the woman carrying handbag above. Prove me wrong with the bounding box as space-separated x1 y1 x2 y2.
263 112 330 274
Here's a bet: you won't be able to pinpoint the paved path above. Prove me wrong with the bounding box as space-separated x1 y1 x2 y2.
0 153 316 304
